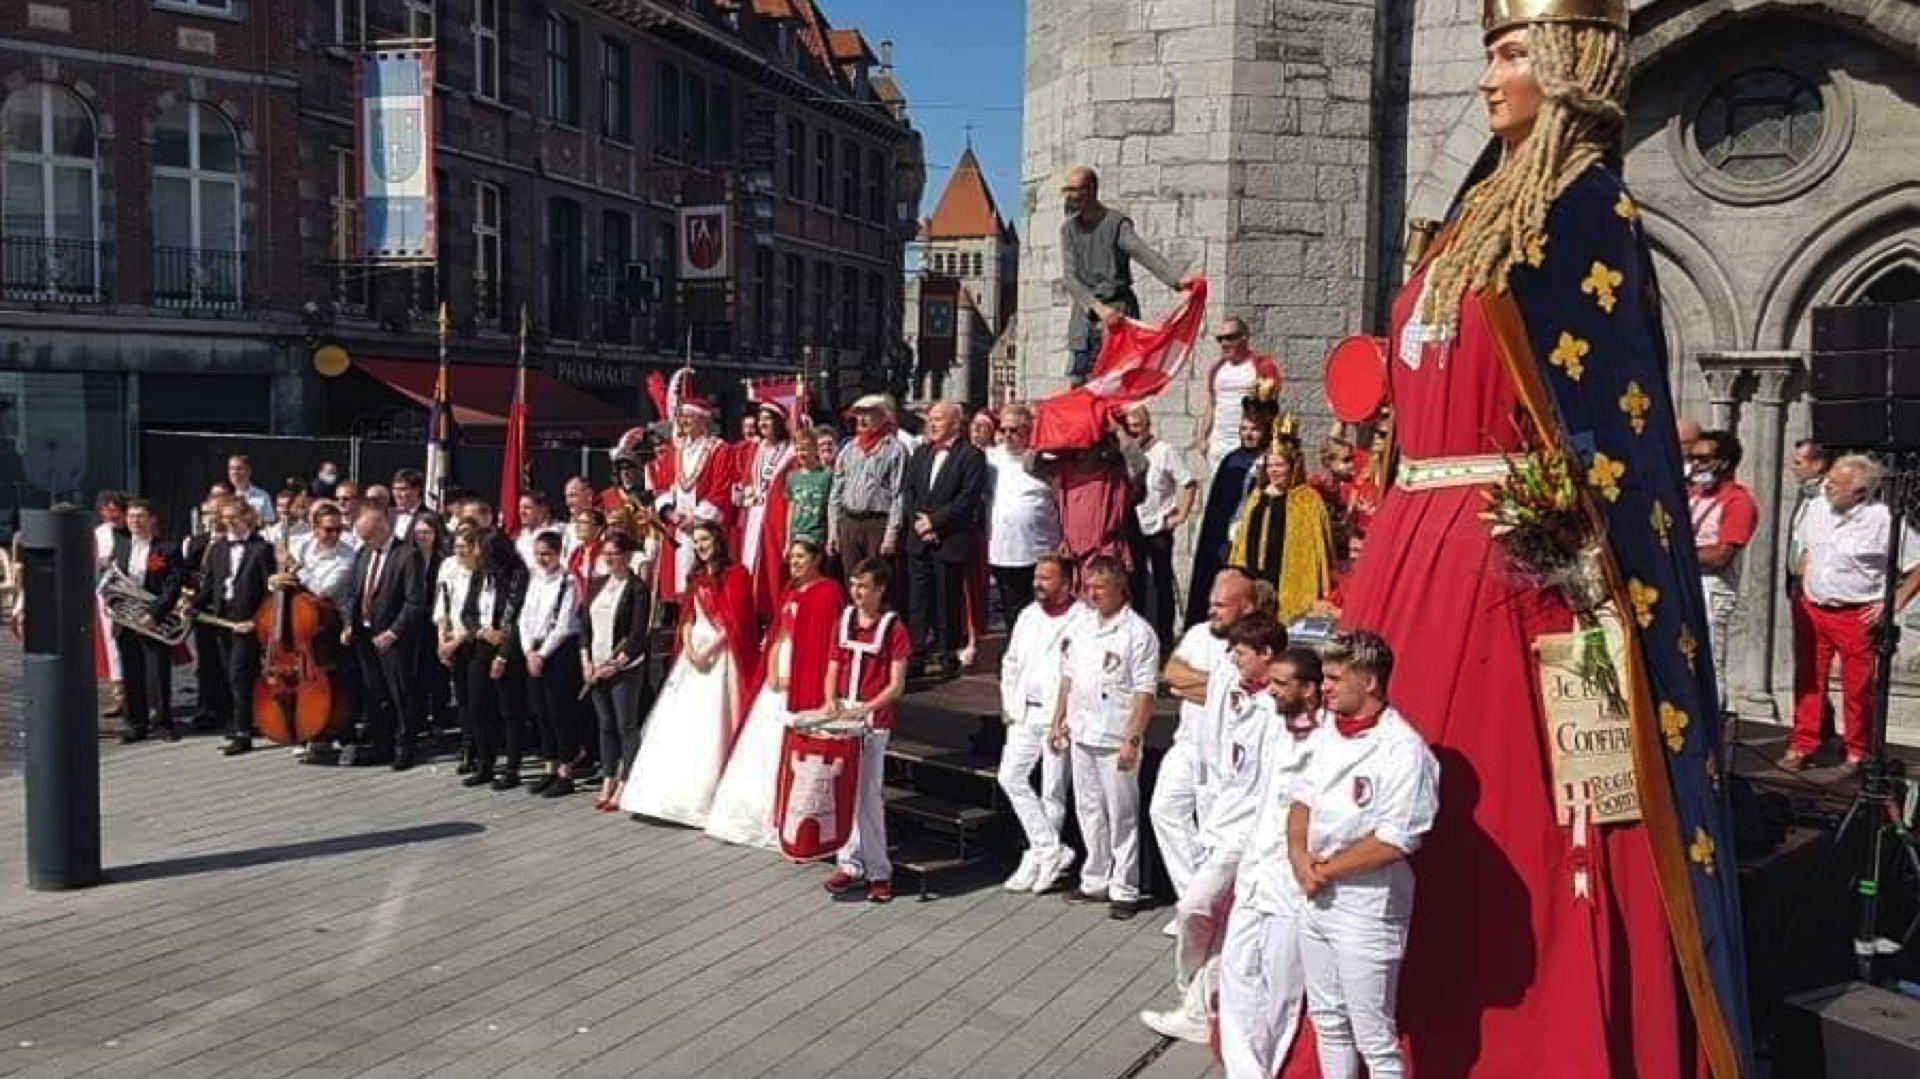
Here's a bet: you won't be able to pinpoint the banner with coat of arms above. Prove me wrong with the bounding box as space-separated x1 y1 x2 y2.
355 47 437 263
678 205 730 281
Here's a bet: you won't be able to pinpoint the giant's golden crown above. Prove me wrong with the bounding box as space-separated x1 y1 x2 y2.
1483 0 1630 40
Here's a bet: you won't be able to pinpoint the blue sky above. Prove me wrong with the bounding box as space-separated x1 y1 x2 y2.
824 0 1026 226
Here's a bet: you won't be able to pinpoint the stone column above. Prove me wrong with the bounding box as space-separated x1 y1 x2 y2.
1733 358 1798 717
1697 364 1744 433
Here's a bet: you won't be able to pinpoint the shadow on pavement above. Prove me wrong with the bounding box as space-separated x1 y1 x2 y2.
104 820 486 884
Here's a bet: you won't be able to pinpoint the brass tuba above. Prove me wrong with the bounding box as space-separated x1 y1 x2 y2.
97 564 193 646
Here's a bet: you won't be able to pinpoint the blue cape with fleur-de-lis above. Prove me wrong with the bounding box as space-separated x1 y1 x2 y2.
1478 162 1753 1077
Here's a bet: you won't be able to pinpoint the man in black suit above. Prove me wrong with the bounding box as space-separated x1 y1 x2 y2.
900 401 989 679
184 484 236 731
192 500 274 755
111 499 183 742
341 505 428 769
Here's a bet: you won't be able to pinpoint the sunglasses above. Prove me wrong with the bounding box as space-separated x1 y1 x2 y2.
998 425 1028 435
1214 333 1246 343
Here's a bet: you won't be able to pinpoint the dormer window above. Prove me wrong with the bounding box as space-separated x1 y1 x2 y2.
777 25 798 67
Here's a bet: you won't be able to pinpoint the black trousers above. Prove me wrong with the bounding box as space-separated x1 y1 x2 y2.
115 630 173 731
528 639 583 764
193 622 229 721
351 627 418 754
992 565 1035 625
591 666 650 782
1129 528 1178 655
215 631 262 740
454 639 528 772
908 552 966 662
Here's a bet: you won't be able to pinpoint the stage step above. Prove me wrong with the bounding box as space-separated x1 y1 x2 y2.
884 785 1002 900
885 734 1001 782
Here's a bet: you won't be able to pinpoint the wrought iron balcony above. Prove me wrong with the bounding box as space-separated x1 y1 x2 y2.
151 246 245 311
0 235 107 302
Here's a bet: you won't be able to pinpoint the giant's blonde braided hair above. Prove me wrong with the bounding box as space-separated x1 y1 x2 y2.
1421 23 1631 331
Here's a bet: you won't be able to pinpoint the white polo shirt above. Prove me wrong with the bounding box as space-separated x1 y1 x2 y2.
1134 438 1197 536
1001 599 1084 729
1169 622 1230 746
1234 706 1327 915
1290 706 1439 920
1796 498 1920 606
1060 605 1161 749
986 444 1063 568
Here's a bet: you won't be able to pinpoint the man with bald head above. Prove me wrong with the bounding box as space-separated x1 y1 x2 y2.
1059 165 1198 385
900 401 990 679
1194 317 1281 469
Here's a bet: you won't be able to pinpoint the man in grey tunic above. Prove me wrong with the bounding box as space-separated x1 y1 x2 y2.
1059 166 1197 384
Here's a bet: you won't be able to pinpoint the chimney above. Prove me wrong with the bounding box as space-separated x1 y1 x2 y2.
879 38 894 72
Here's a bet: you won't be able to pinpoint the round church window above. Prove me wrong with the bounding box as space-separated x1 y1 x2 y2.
1692 68 1825 182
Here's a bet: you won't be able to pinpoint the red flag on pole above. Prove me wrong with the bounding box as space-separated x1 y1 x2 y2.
1030 277 1209 452
499 306 530 536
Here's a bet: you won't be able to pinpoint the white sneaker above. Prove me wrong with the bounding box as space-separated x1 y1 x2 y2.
1140 1006 1210 1045
1003 851 1040 892
1030 846 1076 894
1161 916 1180 938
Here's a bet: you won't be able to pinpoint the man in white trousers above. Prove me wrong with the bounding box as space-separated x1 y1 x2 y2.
1153 570 1260 915
1140 615 1290 1044
1051 555 1161 920
998 554 1084 893
1216 645 1325 1078
1288 632 1439 1079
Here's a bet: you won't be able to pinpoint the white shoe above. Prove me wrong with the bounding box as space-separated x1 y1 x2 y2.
1140 1006 1210 1045
1161 916 1180 938
1003 851 1040 892
1030 846 1076 894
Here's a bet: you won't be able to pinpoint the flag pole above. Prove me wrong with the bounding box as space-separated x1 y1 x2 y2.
499 304 529 535
427 301 453 510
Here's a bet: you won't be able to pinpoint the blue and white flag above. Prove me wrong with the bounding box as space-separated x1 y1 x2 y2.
356 47 436 263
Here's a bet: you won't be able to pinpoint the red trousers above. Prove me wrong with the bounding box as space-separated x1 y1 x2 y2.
1790 597 1877 760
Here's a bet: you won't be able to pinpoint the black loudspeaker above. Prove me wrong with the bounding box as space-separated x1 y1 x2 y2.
1808 303 1920 451
1776 982 1920 1078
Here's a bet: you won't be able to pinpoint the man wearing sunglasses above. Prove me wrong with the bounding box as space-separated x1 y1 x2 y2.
1059 166 1197 385
1194 319 1281 469
1686 430 1757 710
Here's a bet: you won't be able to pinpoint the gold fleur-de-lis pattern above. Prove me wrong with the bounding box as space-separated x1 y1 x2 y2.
1618 381 1650 434
1582 261 1624 314
1660 702 1690 753
1689 827 1716 875
1587 452 1625 502
1629 578 1659 629
1650 501 1672 551
1677 624 1698 672
1615 193 1640 222
1550 332 1590 381
1523 233 1547 268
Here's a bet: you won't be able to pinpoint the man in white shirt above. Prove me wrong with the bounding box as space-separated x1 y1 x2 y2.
514 492 560 569
1217 645 1325 1078
1152 569 1260 909
1289 631 1439 1079
1192 319 1280 469
985 403 1062 619
1140 615 1289 1045
1784 454 1920 773
1123 404 1197 655
280 503 355 610
225 455 276 525
1050 555 1161 919
998 554 1082 894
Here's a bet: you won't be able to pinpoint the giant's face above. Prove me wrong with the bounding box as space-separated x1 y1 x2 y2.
1479 28 1543 146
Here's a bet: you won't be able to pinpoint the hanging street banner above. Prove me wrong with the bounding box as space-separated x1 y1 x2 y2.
356 46 437 263
679 205 730 281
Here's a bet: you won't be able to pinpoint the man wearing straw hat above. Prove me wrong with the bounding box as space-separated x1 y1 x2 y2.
828 394 908 577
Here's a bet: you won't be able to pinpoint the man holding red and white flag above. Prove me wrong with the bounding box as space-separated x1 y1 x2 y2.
1031 278 1209 454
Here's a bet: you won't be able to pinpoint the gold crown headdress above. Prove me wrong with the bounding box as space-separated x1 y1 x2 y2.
1483 0 1629 40
1270 412 1301 449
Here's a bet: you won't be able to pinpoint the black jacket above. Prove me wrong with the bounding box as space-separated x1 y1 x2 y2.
458 559 531 659
194 534 274 620
113 536 184 617
578 576 652 670
900 440 988 563
345 539 427 639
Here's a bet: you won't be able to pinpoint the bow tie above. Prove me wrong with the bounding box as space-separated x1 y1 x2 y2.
1334 712 1380 739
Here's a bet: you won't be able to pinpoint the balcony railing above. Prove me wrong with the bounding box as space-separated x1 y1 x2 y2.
152 246 245 311
1 235 107 302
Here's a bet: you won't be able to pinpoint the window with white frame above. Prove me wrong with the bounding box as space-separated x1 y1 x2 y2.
151 102 241 307
333 0 366 44
474 180 502 327
155 0 234 15
0 82 101 299
472 0 500 101
545 13 580 126
329 146 366 310
403 0 434 41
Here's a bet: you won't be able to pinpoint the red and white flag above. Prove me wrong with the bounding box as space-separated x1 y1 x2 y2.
745 376 809 425
1031 277 1209 452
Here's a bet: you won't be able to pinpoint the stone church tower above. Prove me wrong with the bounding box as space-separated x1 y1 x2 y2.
1020 0 1920 733
906 148 1020 404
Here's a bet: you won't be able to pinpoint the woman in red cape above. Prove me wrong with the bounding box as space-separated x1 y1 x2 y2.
1277 4 1750 1078
622 521 761 828
706 540 845 849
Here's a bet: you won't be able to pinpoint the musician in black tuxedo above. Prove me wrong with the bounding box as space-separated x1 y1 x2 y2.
899 401 989 679
341 505 429 769
111 499 183 742
183 486 233 732
192 500 274 755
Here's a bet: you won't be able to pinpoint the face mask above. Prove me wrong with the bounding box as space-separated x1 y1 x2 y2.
1689 467 1718 487
318 470 339 484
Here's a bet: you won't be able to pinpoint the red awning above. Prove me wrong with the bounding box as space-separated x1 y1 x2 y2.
353 358 638 442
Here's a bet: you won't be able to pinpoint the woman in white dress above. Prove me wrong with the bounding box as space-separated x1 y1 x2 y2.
705 541 845 848
621 521 759 827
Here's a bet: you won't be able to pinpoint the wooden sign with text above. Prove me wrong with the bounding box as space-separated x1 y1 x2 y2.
1535 625 1642 826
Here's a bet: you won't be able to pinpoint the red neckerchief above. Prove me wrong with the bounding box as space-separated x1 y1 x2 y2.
927 435 959 454
1239 676 1266 695
854 421 897 454
1335 711 1381 739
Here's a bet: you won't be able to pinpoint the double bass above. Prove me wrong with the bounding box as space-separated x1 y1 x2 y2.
251 535 352 745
